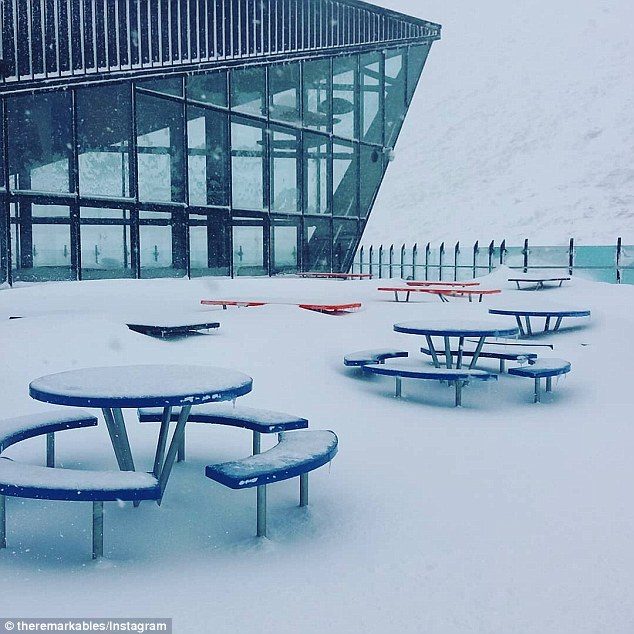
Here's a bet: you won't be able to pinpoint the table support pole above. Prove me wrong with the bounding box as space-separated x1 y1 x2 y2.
253 431 261 455
158 404 192 499
455 381 463 407
515 316 526 337
177 430 185 463
425 336 440 368
92 501 103 560
456 337 465 369
111 408 135 472
0 495 6 549
544 316 551 332
444 337 452 369
554 316 563 331
101 408 128 471
534 378 541 403
525 316 533 337
46 433 55 467
153 406 173 477
299 473 309 507
469 337 486 369
257 485 267 537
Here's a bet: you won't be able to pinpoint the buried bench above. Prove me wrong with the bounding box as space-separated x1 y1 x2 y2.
344 349 409 367
127 321 220 338
138 404 308 461
420 345 538 373
0 409 160 559
205 430 338 537
363 364 497 407
508 359 571 403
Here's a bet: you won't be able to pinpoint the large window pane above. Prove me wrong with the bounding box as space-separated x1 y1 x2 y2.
269 63 300 124
80 207 132 279
231 67 266 117
332 56 358 140
303 58 331 132
304 134 330 215
139 211 186 278
136 92 185 203
189 214 230 277
303 217 331 272
360 52 383 144
187 72 228 107
7 92 72 193
407 44 431 103
77 84 132 198
333 141 358 217
231 119 266 211
385 49 407 147
360 145 384 218
188 107 229 207
233 223 266 276
271 217 300 274
270 129 299 213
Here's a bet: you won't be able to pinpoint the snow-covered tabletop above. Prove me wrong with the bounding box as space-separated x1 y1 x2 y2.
29 365 253 408
393 319 520 338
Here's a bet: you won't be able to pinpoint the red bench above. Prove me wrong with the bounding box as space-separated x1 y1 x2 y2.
298 272 373 280
378 287 501 303
201 300 267 309
406 280 480 287
201 300 361 314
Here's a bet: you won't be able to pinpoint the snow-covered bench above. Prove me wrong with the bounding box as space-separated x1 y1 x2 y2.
343 349 409 367
420 344 538 373
363 364 498 407
508 359 571 403
137 404 309 461
127 320 220 338
205 430 338 537
0 410 160 559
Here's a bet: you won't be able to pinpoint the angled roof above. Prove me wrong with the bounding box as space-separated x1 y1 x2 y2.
0 0 441 92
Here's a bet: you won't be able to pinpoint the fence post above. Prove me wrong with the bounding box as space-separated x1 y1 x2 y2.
439 242 445 281
425 242 430 280
453 242 460 281
523 238 529 273
412 243 418 281
368 245 374 278
500 240 507 265
400 244 406 280
568 238 574 276
378 245 384 279
473 241 479 279
359 246 364 275
616 237 622 284
388 244 394 279
488 241 495 273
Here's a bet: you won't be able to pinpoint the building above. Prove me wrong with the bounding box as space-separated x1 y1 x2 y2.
0 0 440 283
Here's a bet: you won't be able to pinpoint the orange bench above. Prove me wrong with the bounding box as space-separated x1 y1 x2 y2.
378 287 501 303
201 300 267 310
298 303 362 314
201 300 361 314
298 272 373 280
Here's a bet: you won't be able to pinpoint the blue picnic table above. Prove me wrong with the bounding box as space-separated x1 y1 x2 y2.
488 308 590 336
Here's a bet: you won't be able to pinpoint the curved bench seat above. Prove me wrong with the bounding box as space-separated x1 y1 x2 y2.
508 359 571 403
344 349 409 367
0 458 159 502
420 346 538 373
363 363 497 407
138 404 309 463
206 430 338 537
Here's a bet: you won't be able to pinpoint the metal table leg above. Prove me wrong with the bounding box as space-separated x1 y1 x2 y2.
101 408 129 471
515 315 526 337
444 336 453 369
553 316 563 331
525 316 533 337
456 337 465 369
469 337 486 369
158 404 192 498
425 335 441 368
111 408 136 471
153 406 173 477
544 316 551 332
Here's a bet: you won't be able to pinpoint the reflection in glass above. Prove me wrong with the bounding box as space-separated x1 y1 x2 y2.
7 92 72 193
333 219 359 271
231 119 265 211
385 49 407 147
139 211 185 278
333 141 358 217
304 134 330 215
136 92 185 203
231 67 266 117
303 58 331 132
271 218 300 274
360 145 383 218
303 217 331 272
80 208 132 279
189 215 230 276
360 52 383 144
233 224 266 276
269 63 300 124
188 107 229 207
77 84 132 197
187 72 228 107
332 56 358 140
270 129 299 213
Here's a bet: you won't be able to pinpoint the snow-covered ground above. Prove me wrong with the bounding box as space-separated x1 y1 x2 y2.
1 273 633 632
363 0 634 246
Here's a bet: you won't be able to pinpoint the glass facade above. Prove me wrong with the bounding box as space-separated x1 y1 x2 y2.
0 26 435 284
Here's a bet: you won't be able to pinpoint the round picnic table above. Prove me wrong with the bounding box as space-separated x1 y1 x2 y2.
29 365 253 496
488 308 590 336
393 319 520 369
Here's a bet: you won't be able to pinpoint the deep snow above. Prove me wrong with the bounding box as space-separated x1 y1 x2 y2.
1 273 633 633
363 0 634 246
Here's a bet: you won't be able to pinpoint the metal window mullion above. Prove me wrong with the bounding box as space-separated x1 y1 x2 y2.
167 0 173 64
102 0 109 70
145 0 152 66
195 0 200 61
186 0 191 61
90 0 97 71
124 0 131 68
25 0 33 78
176 0 182 62
113 0 120 69
40 0 47 77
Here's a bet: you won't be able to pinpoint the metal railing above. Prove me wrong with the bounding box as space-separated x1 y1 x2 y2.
351 238 634 284
0 0 441 90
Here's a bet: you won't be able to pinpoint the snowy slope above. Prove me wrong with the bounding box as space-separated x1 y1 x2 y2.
362 0 634 246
